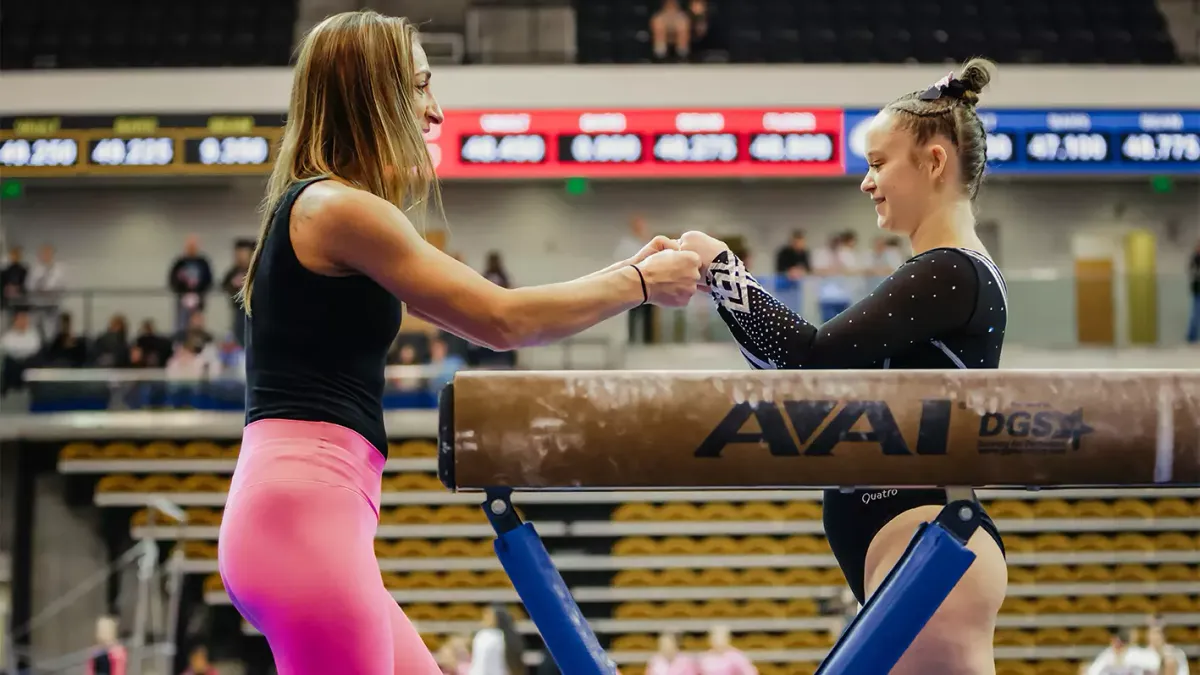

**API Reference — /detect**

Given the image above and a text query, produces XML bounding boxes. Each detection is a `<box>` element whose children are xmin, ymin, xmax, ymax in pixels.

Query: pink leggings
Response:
<box><xmin>218</xmin><ymin>419</ymin><xmax>441</xmax><ymax>675</ymax></box>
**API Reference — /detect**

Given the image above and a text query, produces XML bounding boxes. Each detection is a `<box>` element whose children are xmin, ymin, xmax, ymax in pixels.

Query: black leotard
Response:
<box><xmin>245</xmin><ymin>177</ymin><xmax>403</xmax><ymax>457</ymax></box>
<box><xmin>705</xmin><ymin>245</ymin><xmax>1008</xmax><ymax>602</ymax></box>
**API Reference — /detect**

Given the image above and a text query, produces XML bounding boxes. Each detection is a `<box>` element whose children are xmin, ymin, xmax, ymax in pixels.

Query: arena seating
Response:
<box><xmin>58</xmin><ymin>440</ymin><xmax>1200</xmax><ymax>673</ymax></box>
<box><xmin>573</xmin><ymin>0</ymin><xmax>1181</xmax><ymax>65</ymax></box>
<box><xmin>0</xmin><ymin>0</ymin><xmax>297</xmax><ymax>69</ymax></box>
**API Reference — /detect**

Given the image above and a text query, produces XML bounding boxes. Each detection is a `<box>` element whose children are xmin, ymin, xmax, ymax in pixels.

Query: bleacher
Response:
<box><xmin>56</xmin><ymin>438</ymin><xmax>1200</xmax><ymax>674</ymax></box>
<box><xmin>574</xmin><ymin>0</ymin><xmax>1181</xmax><ymax>65</ymax></box>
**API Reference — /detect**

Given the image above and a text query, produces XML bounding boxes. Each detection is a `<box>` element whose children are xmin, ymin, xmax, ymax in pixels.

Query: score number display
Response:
<box><xmin>845</xmin><ymin>109</ymin><xmax>1200</xmax><ymax>174</ymax></box>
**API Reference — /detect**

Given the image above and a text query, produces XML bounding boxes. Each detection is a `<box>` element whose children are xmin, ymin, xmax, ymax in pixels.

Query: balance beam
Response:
<box><xmin>437</xmin><ymin>370</ymin><xmax>1200</xmax><ymax>490</ymax></box>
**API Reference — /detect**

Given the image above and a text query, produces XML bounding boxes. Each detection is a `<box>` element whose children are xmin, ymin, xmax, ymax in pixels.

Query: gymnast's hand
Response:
<box><xmin>678</xmin><ymin>230</ymin><xmax>730</xmax><ymax>277</ymax></box>
<box><xmin>635</xmin><ymin>249</ymin><xmax>703</xmax><ymax>307</ymax></box>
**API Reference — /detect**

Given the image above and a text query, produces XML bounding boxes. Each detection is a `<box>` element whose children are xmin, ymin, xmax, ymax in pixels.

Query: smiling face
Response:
<box><xmin>859</xmin><ymin>111</ymin><xmax>953</xmax><ymax>236</ymax></box>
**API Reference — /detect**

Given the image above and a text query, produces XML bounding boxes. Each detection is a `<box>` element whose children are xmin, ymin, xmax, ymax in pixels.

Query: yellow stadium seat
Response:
<box><xmin>1165</xmin><ymin>626</ymin><xmax>1195</xmax><ymax>644</ymax></box>
<box><xmin>1157</xmin><ymin>594</ymin><xmax>1195</xmax><ymax>612</ymax></box>
<box><xmin>444</xmin><ymin>604</ymin><xmax>482</xmax><ymax>621</ymax></box>
<box><xmin>1112</xmin><ymin>499</ymin><xmax>1154</xmax><ymax>518</ymax></box>
<box><xmin>181</xmin><ymin>541</ymin><xmax>218</xmax><ymax>559</ymax></box>
<box><xmin>435</xmin><ymin>506</ymin><xmax>484</xmax><ymax>523</ymax></box>
<box><xmin>1073</xmin><ymin>534</ymin><xmax>1112</xmax><ymax>551</ymax></box>
<box><xmin>374</xmin><ymin>540</ymin><xmax>397</xmax><ymax>558</ymax></box>
<box><xmin>405</xmin><ymin>605</ymin><xmax>444</xmax><ymax>620</ymax></box>
<box><xmin>1031</xmin><ymin>499</ymin><xmax>1073</xmax><ymax>518</ymax></box>
<box><xmin>1073</xmin><ymin>596</ymin><xmax>1114</xmax><ymax>614</ymax></box>
<box><xmin>181</xmin><ymin>441</ymin><xmax>222</xmax><ymax>458</ymax></box>
<box><xmin>1075</xmin><ymin>626</ymin><xmax>1112</xmax><ymax>645</ymax></box>
<box><xmin>477</xmin><ymin>571</ymin><xmax>511</xmax><ymax>588</ymax></box>
<box><xmin>102</xmin><ymin>443</ymin><xmax>141</xmax><ymax>458</ymax></box>
<box><xmin>999</xmin><ymin>597</ymin><xmax>1037</xmax><ymax>614</ymax></box>
<box><xmin>1006</xmin><ymin>567</ymin><xmax>1037</xmax><ymax>584</ymax></box>
<box><xmin>693</xmin><ymin>569</ymin><xmax>739</xmax><ymax>586</ymax></box>
<box><xmin>621</xmin><ymin>665</ymin><xmax>645</xmax><ymax>675</ymax></box>
<box><xmin>388</xmin><ymin>507</ymin><xmax>430</xmax><ymax>523</ymax></box>
<box><xmin>994</xmin><ymin>661</ymin><xmax>1033</xmax><ymax>675</ymax></box>
<box><xmin>783</xmin><ymin>536</ymin><xmax>826</xmax><ymax>554</ymax></box>
<box><xmin>1113</xmin><ymin>564</ymin><xmax>1157</xmax><ymax>582</ymax></box>
<box><xmin>696</xmin><ymin>503</ymin><xmax>741</xmax><ymax>521</ymax></box>
<box><xmin>1071</xmin><ymin>500</ymin><xmax>1113</xmax><ymax>518</ymax></box>
<box><xmin>1154</xmin><ymin>533</ymin><xmax>1195</xmax><ymax>550</ymax></box>
<box><xmin>142</xmin><ymin>475</ymin><xmax>181</xmax><ymax>492</ymax></box>
<box><xmin>612</xmin><ymin>504</ymin><xmax>656</xmax><ymax>521</ymax></box>
<box><xmin>737</xmin><ymin>633</ymin><xmax>778</xmax><ymax>650</ymax></box>
<box><xmin>613</xmin><ymin>537</ymin><xmax>657</xmax><ymax>556</ymax></box>
<box><xmin>1152</xmin><ymin>498</ymin><xmax>1192</xmax><ymax>518</ymax></box>
<box><xmin>659</xmin><ymin>570</ymin><xmax>695</xmax><ymax>586</ymax></box>
<box><xmin>661</xmin><ymin>503</ymin><xmax>702</xmax><ymax>521</ymax></box>
<box><xmin>1035</xmin><ymin>627</ymin><xmax>1074</xmax><ymax>646</ymax></box>
<box><xmin>138</xmin><ymin>441</ymin><xmax>176</xmax><ymax>458</ymax></box>
<box><xmin>781</xmin><ymin>631</ymin><xmax>827</xmax><ymax>648</ymax></box>
<box><xmin>387</xmin><ymin>474</ymin><xmax>440</xmax><ymax>491</ymax></box>
<box><xmin>203</xmin><ymin>574</ymin><xmax>224</xmax><ymax>593</ymax></box>
<box><xmin>1033</xmin><ymin>565</ymin><xmax>1076</xmax><ymax>583</ymax></box>
<box><xmin>60</xmin><ymin>442</ymin><xmax>100</xmax><ymax>460</ymax></box>
<box><xmin>97</xmin><ymin>474</ymin><xmax>140</xmax><ymax>492</ymax></box>
<box><xmin>388</xmin><ymin>540</ymin><xmax>431</xmax><ymax>557</ymax></box>
<box><xmin>740</xmin><ymin>502</ymin><xmax>784</xmax><ymax>520</ymax></box>
<box><xmin>742</xmin><ymin>536</ymin><xmax>785</xmax><ymax>555</ymax></box>
<box><xmin>381</xmin><ymin>573</ymin><xmax>404</xmax><ymax>589</ymax></box>
<box><xmin>434</xmin><ymin>540</ymin><xmax>485</xmax><ymax>557</ymax></box>
<box><xmin>221</xmin><ymin>443</ymin><xmax>241</xmax><ymax>458</ymax></box>
<box><xmin>774</xmin><ymin>569</ymin><xmax>816</xmax><ymax>585</ymax></box>
<box><xmin>689</xmin><ymin>600</ymin><xmax>731</xmax><ymax>618</ymax></box>
<box><xmin>1112</xmin><ymin>533</ymin><xmax>1154</xmax><ymax>551</ymax></box>
<box><xmin>659</xmin><ymin>537</ymin><xmax>699</xmax><ymax>555</ymax></box>
<box><xmin>404</xmin><ymin>572</ymin><xmax>443</xmax><ymax>589</ymax></box>
<box><xmin>1002</xmin><ymin>536</ymin><xmax>1035</xmax><ymax>553</ymax></box>
<box><xmin>814</xmin><ymin>568</ymin><xmax>848</xmax><ymax>585</ymax></box>
<box><xmin>782</xmin><ymin>598</ymin><xmax>818</xmax><ymax>616</ymax></box>
<box><xmin>442</xmin><ymin>570</ymin><xmax>486</xmax><ymax>589</ymax></box>
<box><xmin>1032</xmin><ymin>534</ymin><xmax>1072</xmax><ymax>552</ymax></box>
<box><xmin>1074</xmin><ymin>564</ymin><xmax>1115</xmax><ymax>582</ymax></box>
<box><xmin>1032</xmin><ymin>597</ymin><xmax>1076</xmax><ymax>614</ymax></box>
<box><xmin>986</xmin><ymin>501</ymin><xmax>1034</xmax><ymax>519</ymax></box>
<box><xmin>393</xmin><ymin>440</ymin><xmax>437</xmax><ymax>457</ymax></box>
<box><xmin>789</xmin><ymin>663</ymin><xmax>818</xmax><ymax>675</ymax></box>
<box><xmin>610</xmin><ymin>634</ymin><xmax>655</xmax><ymax>651</ymax></box>
<box><xmin>781</xmin><ymin>502</ymin><xmax>822</xmax><ymax>520</ymax></box>
<box><xmin>1113</xmin><ymin>595</ymin><xmax>1156</xmax><ymax>614</ymax></box>
<box><xmin>195</xmin><ymin>508</ymin><xmax>222</xmax><ymax>525</ymax></box>
<box><xmin>679</xmin><ymin>634</ymin><xmax>707</xmax><ymax>651</ymax></box>
<box><xmin>700</xmin><ymin>536</ymin><xmax>740</xmax><ymax>555</ymax></box>
<box><xmin>741</xmin><ymin>600</ymin><xmax>785</xmax><ymax>618</ymax></box>
<box><xmin>612</xmin><ymin>570</ymin><xmax>659</xmax><ymax>587</ymax></box>
<box><xmin>993</xmin><ymin>629</ymin><xmax>1036</xmax><ymax>647</ymax></box>
<box><xmin>1039</xmin><ymin>660</ymin><xmax>1078</xmax><ymax>675</ymax></box>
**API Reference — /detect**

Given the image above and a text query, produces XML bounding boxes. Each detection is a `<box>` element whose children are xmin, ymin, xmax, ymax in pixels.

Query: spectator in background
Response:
<box><xmin>90</xmin><ymin>314</ymin><xmax>132</xmax><ymax>368</ymax></box>
<box><xmin>698</xmin><ymin>625</ymin><xmax>756</xmax><ymax>675</ymax></box>
<box><xmin>180</xmin><ymin>645</ymin><xmax>218</xmax><ymax>675</ymax></box>
<box><xmin>1085</xmin><ymin>627</ymin><xmax>1156</xmax><ymax>675</ymax></box>
<box><xmin>1</xmin><ymin>309</ymin><xmax>42</xmax><ymax>395</ymax></box>
<box><xmin>1</xmin><ymin>245</ymin><xmax>28</xmax><ymax>314</ymax></box>
<box><xmin>84</xmin><ymin>616</ymin><xmax>127</xmax><ymax>675</ymax></box>
<box><xmin>483</xmin><ymin>251</ymin><xmax>511</xmax><ymax>289</ymax></box>
<box><xmin>650</xmin><ymin>0</ymin><xmax>707</xmax><ymax>62</ymax></box>
<box><xmin>174</xmin><ymin>311</ymin><xmax>214</xmax><ymax>355</ymax></box>
<box><xmin>131</xmin><ymin>319</ymin><xmax>173</xmax><ymax>368</ymax></box>
<box><xmin>40</xmin><ymin>312</ymin><xmax>87</xmax><ymax>367</ymax></box>
<box><xmin>1188</xmin><ymin>239</ymin><xmax>1200</xmax><ymax>344</ymax></box>
<box><xmin>647</xmin><ymin>632</ymin><xmax>698</xmax><ymax>675</ymax></box>
<box><xmin>390</xmin><ymin>343</ymin><xmax>424</xmax><ymax>392</ymax></box>
<box><xmin>469</xmin><ymin>605</ymin><xmax>524</xmax><ymax>675</ymax></box>
<box><xmin>812</xmin><ymin>232</ymin><xmax>862</xmax><ymax>323</ymax></box>
<box><xmin>868</xmin><ymin>236</ymin><xmax>907</xmax><ymax>288</ymax></box>
<box><xmin>1146</xmin><ymin>617</ymin><xmax>1189</xmax><ymax>675</ymax></box>
<box><xmin>168</xmin><ymin>234</ymin><xmax>214</xmax><ymax>334</ymax></box>
<box><xmin>27</xmin><ymin>243</ymin><xmax>66</xmax><ymax>336</ymax></box>
<box><xmin>615</xmin><ymin>216</ymin><xmax>655</xmax><ymax>344</ymax></box>
<box><xmin>774</xmin><ymin>230</ymin><xmax>812</xmax><ymax>310</ymax></box>
<box><xmin>216</xmin><ymin>333</ymin><xmax>246</xmax><ymax>377</ymax></box>
<box><xmin>436</xmin><ymin>635</ymin><xmax>471</xmax><ymax>675</ymax></box>
<box><xmin>222</xmin><ymin>239</ymin><xmax>254</xmax><ymax>345</ymax></box>
<box><xmin>428</xmin><ymin>337</ymin><xmax>464</xmax><ymax>395</ymax></box>
<box><xmin>469</xmin><ymin>252</ymin><xmax>519</xmax><ymax>368</ymax></box>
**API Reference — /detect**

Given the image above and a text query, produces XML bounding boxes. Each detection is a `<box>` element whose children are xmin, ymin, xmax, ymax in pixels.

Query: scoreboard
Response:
<box><xmin>0</xmin><ymin>114</ymin><xmax>282</xmax><ymax>177</ymax></box>
<box><xmin>3</xmin><ymin>108</ymin><xmax>1198</xmax><ymax>179</ymax></box>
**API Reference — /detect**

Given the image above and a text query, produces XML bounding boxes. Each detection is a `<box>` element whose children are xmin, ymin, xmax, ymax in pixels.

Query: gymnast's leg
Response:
<box><xmin>863</xmin><ymin>504</ymin><xmax>1008</xmax><ymax>675</ymax></box>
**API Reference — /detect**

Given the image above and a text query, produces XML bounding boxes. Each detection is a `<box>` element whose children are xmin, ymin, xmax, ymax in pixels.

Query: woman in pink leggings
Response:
<box><xmin>216</xmin><ymin>10</ymin><xmax>702</xmax><ymax>675</ymax></box>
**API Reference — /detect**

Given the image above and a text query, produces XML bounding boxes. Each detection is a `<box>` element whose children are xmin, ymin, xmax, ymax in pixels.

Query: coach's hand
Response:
<box><xmin>627</xmin><ymin>235</ymin><xmax>680</xmax><ymax>265</ymax></box>
<box><xmin>636</xmin><ymin>249</ymin><xmax>703</xmax><ymax>307</ymax></box>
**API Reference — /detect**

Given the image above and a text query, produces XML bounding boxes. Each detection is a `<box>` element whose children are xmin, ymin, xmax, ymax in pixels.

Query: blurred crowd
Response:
<box><xmin>1083</xmin><ymin>616</ymin><xmax>1189</xmax><ymax>675</ymax></box>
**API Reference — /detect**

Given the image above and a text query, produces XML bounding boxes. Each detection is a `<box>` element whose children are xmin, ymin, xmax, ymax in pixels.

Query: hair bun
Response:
<box><xmin>957</xmin><ymin>58</ymin><xmax>995</xmax><ymax>106</ymax></box>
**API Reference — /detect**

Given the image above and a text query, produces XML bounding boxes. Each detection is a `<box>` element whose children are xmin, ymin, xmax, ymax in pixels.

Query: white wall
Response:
<box><xmin>3</xmin><ymin>178</ymin><xmax>1198</xmax><ymax>344</ymax></box>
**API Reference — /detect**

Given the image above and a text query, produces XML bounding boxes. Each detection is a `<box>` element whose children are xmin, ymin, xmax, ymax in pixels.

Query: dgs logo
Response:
<box><xmin>978</xmin><ymin>406</ymin><xmax>1093</xmax><ymax>454</ymax></box>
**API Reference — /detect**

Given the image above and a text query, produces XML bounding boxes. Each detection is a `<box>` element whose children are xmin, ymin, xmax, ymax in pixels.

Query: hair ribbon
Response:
<box><xmin>919</xmin><ymin>71</ymin><xmax>968</xmax><ymax>101</ymax></box>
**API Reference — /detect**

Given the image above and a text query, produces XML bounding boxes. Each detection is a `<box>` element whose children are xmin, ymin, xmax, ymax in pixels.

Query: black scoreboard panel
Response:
<box><xmin>0</xmin><ymin>114</ymin><xmax>284</xmax><ymax>177</ymax></box>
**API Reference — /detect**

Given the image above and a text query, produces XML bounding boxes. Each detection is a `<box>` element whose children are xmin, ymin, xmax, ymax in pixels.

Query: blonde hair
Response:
<box><xmin>240</xmin><ymin>11</ymin><xmax>441</xmax><ymax>313</ymax></box>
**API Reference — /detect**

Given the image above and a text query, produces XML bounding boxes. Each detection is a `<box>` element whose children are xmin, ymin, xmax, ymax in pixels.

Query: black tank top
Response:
<box><xmin>244</xmin><ymin>177</ymin><xmax>402</xmax><ymax>456</ymax></box>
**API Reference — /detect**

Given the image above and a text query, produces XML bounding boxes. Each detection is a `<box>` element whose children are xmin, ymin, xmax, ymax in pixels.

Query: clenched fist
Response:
<box><xmin>635</xmin><ymin>249</ymin><xmax>703</xmax><ymax>307</ymax></box>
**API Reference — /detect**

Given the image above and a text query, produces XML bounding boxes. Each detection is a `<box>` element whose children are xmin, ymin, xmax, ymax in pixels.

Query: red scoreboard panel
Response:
<box><xmin>425</xmin><ymin>108</ymin><xmax>845</xmax><ymax>179</ymax></box>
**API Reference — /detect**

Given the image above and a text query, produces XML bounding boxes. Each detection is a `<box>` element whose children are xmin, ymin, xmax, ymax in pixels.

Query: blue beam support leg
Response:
<box><xmin>815</xmin><ymin>498</ymin><xmax>983</xmax><ymax>675</ymax></box>
<box><xmin>482</xmin><ymin>489</ymin><xmax>618</xmax><ymax>675</ymax></box>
